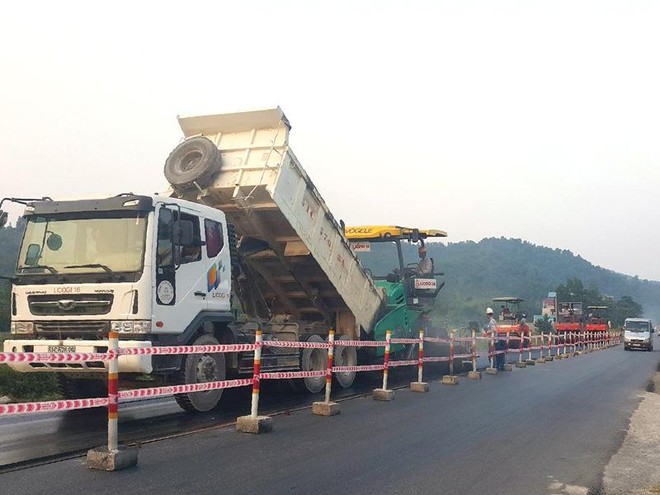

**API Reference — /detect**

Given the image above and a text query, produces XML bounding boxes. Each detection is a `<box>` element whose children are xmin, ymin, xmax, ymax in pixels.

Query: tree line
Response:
<box><xmin>0</xmin><ymin>226</ymin><xmax>651</xmax><ymax>332</ymax></box>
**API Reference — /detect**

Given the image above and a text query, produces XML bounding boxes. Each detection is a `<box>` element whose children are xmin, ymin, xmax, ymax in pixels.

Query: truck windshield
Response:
<box><xmin>625</xmin><ymin>321</ymin><xmax>650</xmax><ymax>332</ymax></box>
<box><xmin>17</xmin><ymin>213</ymin><xmax>148</xmax><ymax>275</ymax></box>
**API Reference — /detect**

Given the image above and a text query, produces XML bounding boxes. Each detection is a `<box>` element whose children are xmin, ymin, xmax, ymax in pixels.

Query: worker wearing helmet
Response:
<box><xmin>415</xmin><ymin>245</ymin><xmax>432</xmax><ymax>276</ymax></box>
<box><xmin>484</xmin><ymin>307</ymin><xmax>505</xmax><ymax>370</ymax></box>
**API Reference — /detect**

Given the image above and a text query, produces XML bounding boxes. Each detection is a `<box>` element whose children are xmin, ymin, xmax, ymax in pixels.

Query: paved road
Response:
<box><xmin>0</xmin><ymin>358</ymin><xmax>464</xmax><ymax>468</ymax></box>
<box><xmin>2</xmin><ymin>344</ymin><xmax>657</xmax><ymax>495</ymax></box>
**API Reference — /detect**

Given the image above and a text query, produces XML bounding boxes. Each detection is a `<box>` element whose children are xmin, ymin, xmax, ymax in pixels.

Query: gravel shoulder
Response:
<box><xmin>603</xmin><ymin>371</ymin><xmax>660</xmax><ymax>495</ymax></box>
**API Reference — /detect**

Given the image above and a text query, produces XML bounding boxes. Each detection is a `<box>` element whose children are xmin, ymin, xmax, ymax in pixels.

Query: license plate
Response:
<box><xmin>47</xmin><ymin>345</ymin><xmax>77</xmax><ymax>353</ymax></box>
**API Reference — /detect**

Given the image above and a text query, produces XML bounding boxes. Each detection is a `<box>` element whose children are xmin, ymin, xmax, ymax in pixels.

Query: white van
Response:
<box><xmin>623</xmin><ymin>318</ymin><xmax>654</xmax><ymax>351</ymax></box>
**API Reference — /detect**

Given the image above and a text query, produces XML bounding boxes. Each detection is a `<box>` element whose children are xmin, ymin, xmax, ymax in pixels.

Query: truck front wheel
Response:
<box><xmin>174</xmin><ymin>334</ymin><xmax>226</xmax><ymax>413</ymax></box>
<box><xmin>57</xmin><ymin>374</ymin><xmax>107</xmax><ymax>399</ymax></box>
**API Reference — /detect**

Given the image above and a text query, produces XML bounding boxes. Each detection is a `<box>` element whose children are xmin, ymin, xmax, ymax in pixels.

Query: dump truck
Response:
<box><xmin>2</xmin><ymin>107</ymin><xmax>450</xmax><ymax>412</ymax></box>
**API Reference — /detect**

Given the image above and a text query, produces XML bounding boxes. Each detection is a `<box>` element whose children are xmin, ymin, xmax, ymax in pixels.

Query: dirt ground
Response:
<box><xmin>603</xmin><ymin>371</ymin><xmax>660</xmax><ymax>495</ymax></box>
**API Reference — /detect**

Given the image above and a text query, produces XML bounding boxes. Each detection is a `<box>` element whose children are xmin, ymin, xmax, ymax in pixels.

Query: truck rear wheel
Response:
<box><xmin>174</xmin><ymin>334</ymin><xmax>226</xmax><ymax>413</ymax></box>
<box><xmin>300</xmin><ymin>335</ymin><xmax>326</xmax><ymax>394</ymax></box>
<box><xmin>164</xmin><ymin>136</ymin><xmax>221</xmax><ymax>190</ymax></box>
<box><xmin>334</xmin><ymin>336</ymin><xmax>357</xmax><ymax>388</ymax></box>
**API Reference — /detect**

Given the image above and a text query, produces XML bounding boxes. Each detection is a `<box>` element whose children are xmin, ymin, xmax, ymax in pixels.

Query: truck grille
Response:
<box><xmin>35</xmin><ymin>320</ymin><xmax>109</xmax><ymax>337</ymax></box>
<box><xmin>28</xmin><ymin>294</ymin><xmax>113</xmax><ymax>316</ymax></box>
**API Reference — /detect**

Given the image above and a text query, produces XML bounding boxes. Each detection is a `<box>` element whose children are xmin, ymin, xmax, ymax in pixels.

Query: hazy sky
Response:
<box><xmin>1</xmin><ymin>1</ymin><xmax>659</xmax><ymax>279</ymax></box>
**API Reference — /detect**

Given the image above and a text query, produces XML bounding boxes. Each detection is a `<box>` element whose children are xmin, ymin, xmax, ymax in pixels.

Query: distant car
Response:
<box><xmin>623</xmin><ymin>318</ymin><xmax>654</xmax><ymax>351</ymax></box>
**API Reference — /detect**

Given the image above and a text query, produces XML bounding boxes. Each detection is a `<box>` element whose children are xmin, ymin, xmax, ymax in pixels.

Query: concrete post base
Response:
<box><xmin>442</xmin><ymin>375</ymin><xmax>458</xmax><ymax>385</ymax></box>
<box><xmin>503</xmin><ymin>364</ymin><xmax>514</xmax><ymax>371</ymax></box>
<box><xmin>545</xmin><ymin>356</ymin><xmax>554</xmax><ymax>362</ymax></box>
<box><xmin>373</xmin><ymin>388</ymin><xmax>395</xmax><ymax>401</ymax></box>
<box><xmin>87</xmin><ymin>446</ymin><xmax>138</xmax><ymax>471</ymax></box>
<box><xmin>236</xmin><ymin>415</ymin><xmax>273</xmax><ymax>434</ymax></box>
<box><xmin>525</xmin><ymin>359</ymin><xmax>536</xmax><ymax>365</ymax></box>
<box><xmin>515</xmin><ymin>361</ymin><xmax>527</xmax><ymax>368</ymax></box>
<box><xmin>312</xmin><ymin>401</ymin><xmax>341</xmax><ymax>416</ymax></box>
<box><xmin>468</xmin><ymin>371</ymin><xmax>481</xmax><ymax>380</ymax></box>
<box><xmin>485</xmin><ymin>367</ymin><xmax>498</xmax><ymax>375</ymax></box>
<box><xmin>536</xmin><ymin>357</ymin><xmax>546</xmax><ymax>363</ymax></box>
<box><xmin>410</xmin><ymin>381</ymin><xmax>429</xmax><ymax>392</ymax></box>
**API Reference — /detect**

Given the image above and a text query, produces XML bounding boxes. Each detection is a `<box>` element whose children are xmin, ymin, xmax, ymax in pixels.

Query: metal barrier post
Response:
<box><xmin>313</xmin><ymin>329</ymin><xmax>341</xmax><ymax>415</ymax></box>
<box><xmin>516</xmin><ymin>331</ymin><xmax>526</xmax><ymax>368</ymax></box>
<box><xmin>251</xmin><ymin>329</ymin><xmax>263</xmax><ymax>418</ymax></box>
<box><xmin>374</xmin><ymin>330</ymin><xmax>395</xmax><ymax>400</ymax></box>
<box><xmin>547</xmin><ymin>332</ymin><xmax>554</xmax><ymax>361</ymax></box>
<box><xmin>86</xmin><ymin>331</ymin><xmax>138</xmax><ymax>471</ymax></box>
<box><xmin>324</xmin><ymin>330</ymin><xmax>335</xmax><ymax>404</ymax></box>
<box><xmin>382</xmin><ymin>330</ymin><xmax>391</xmax><ymax>390</ymax></box>
<box><xmin>108</xmin><ymin>331</ymin><xmax>119</xmax><ymax>451</ymax></box>
<box><xmin>237</xmin><ymin>328</ymin><xmax>273</xmax><ymax>433</ymax></box>
<box><xmin>468</xmin><ymin>329</ymin><xmax>481</xmax><ymax>379</ymax></box>
<box><xmin>411</xmin><ymin>329</ymin><xmax>431</xmax><ymax>390</ymax></box>
<box><xmin>538</xmin><ymin>333</ymin><xmax>545</xmax><ymax>363</ymax></box>
<box><xmin>419</xmin><ymin>330</ymin><xmax>425</xmax><ymax>383</ymax></box>
<box><xmin>486</xmin><ymin>330</ymin><xmax>497</xmax><ymax>374</ymax></box>
<box><xmin>443</xmin><ymin>330</ymin><xmax>459</xmax><ymax>384</ymax></box>
<box><xmin>503</xmin><ymin>332</ymin><xmax>513</xmax><ymax>371</ymax></box>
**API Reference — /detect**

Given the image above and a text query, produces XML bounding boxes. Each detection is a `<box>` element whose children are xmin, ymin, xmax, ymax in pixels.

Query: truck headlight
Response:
<box><xmin>111</xmin><ymin>320</ymin><xmax>152</xmax><ymax>334</ymax></box>
<box><xmin>10</xmin><ymin>321</ymin><xmax>34</xmax><ymax>335</ymax></box>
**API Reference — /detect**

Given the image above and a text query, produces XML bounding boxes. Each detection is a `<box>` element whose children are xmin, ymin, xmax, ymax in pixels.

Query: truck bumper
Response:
<box><xmin>3</xmin><ymin>339</ymin><xmax>153</xmax><ymax>374</ymax></box>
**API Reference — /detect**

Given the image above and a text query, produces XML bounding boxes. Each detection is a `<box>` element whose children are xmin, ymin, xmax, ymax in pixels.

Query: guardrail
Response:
<box><xmin>0</xmin><ymin>328</ymin><xmax>621</xmax><ymax>470</ymax></box>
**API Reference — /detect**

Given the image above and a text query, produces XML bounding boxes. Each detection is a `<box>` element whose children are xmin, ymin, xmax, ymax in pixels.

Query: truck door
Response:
<box><xmin>153</xmin><ymin>206</ymin><xmax>209</xmax><ymax>334</ymax></box>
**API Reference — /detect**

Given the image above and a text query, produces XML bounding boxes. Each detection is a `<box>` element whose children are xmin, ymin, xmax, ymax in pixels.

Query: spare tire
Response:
<box><xmin>164</xmin><ymin>136</ymin><xmax>221</xmax><ymax>189</ymax></box>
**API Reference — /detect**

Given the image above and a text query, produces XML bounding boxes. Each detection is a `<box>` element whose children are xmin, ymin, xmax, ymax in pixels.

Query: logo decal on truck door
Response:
<box><xmin>207</xmin><ymin>260</ymin><xmax>225</xmax><ymax>291</ymax></box>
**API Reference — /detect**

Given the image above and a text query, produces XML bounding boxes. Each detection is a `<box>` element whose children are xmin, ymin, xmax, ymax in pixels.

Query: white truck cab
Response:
<box><xmin>623</xmin><ymin>318</ymin><xmax>654</xmax><ymax>351</ymax></box>
<box><xmin>4</xmin><ymin>194</ymin><xmax>232</xmax><ymax>376</ymax></box>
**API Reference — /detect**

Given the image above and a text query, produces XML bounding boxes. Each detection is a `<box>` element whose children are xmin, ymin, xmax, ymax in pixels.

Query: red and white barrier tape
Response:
<box><xmin>260</xmin><ymin>370</ymin><xmax>326</xmax><ymax>380</ymax></box>
<box><xmin>389</xmin><ymin>338</ymin><xmax>420</xmax><ymax>345</ymax></box>
<box><xmin>0</xmin><ymin>351</ymin><xmax>114</xmax><ymax>363</ymax></box>
<box><xmin>118</xmin><ymin>344</ymin><xmax>257</xmax><ymax>356</ymax></box>
<box><xmin>388</xmin><ymin>359</ymin><xmax>419</xmax><ymax>368</ymax></box>
<box><xmin>261</xmin><ymin>341</ymin><xmax>332</xmax><ymax>349</ymax></box>
<box><xmin>423</xmin><ymin>337</ymin><xmax>450</xmax><ymax>344</ymax></box>
<box><xmin>334</xmin><ymin>340</ymin><xmax>386</xmax><ymax>348</ymax></box>
<box><xmin>332</xmin><ymin>364</ymin><xmax>384</xmax><ymax>373</ymax></box>
<box><xmin>118</xmin><ymin>378</ymin><xmax>253</xmax><ymax>399</ymax></box>
<box><xmin>423</xmin><ymin>356</ymin><xmax>451</xmax><ymax>363</ymax></box>
<box><xmin>0</xmin><ymin>397</ymin><xmax>109</xmax><ymax>416</ymax></box>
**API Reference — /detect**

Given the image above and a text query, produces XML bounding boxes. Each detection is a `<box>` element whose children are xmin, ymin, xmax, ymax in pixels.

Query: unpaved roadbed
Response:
<box><xmin>603</xmin><ymin>373</ymin><xmax>660</xmax><ymax>495</ymax></box>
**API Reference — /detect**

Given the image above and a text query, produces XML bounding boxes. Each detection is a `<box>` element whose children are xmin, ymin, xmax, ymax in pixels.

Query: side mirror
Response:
<box><xmin>411</xmin><ymin>229</ymin><xmax>420</xmax><ymax>243</ymax></box>
<box><xmin>25</xmin><ymin>244</ymin><xmax>41</xmax><ymax>266</ymax></box>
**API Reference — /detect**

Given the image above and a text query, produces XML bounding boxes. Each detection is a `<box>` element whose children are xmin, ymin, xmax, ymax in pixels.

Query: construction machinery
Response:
<box><xmin>2</xmin><ymin>108</ymin><xmax>452</xmax><ymax>412</ymax></box>
<box><xmin>492</xmin><ymin>297</ymin><xmax>530</xmax><ymax>347</ymax></box>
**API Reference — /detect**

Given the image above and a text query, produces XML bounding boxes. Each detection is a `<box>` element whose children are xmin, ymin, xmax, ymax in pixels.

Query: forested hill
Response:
<box><xmin>1</xmin><ymin>224</ymin><xmax>658</xmax><ymax>329</ymax></box>
<box><xmin>424</xmin><ymin>238</ymin><xmax>660</xmax><ymax>325</ymax></box>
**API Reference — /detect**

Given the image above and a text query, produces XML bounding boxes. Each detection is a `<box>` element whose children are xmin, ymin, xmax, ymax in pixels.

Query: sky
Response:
<box><xmin>1</xmin><ymin>0</ymin><xmax>659</xmax><ymax>280</ymax></box>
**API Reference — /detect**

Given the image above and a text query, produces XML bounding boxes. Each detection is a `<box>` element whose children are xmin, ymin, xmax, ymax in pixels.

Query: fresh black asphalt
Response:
<box><xmin>2</xmin><ymin>345</ymin><xmax>658</xmax><ymax>495</ymax></box>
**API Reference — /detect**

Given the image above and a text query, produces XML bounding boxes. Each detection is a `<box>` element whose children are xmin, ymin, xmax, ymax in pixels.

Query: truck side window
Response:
<box><xmin>178</xmin><ymin>213</ymin><xmax>202</xmax><ymax>265</ymax></box>
<box><xmin>205</xmin><ymin>219</ymin><xmax>224</xmax><ymax>258</ymax></box>
<box><xmin>157</xmin><ymin>208</ymin><xmax>174</xmax><ymax>268</ymax></box>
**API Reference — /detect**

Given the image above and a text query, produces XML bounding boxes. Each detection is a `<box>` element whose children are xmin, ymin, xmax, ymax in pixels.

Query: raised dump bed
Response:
<box><xmin>169</xmin><ymin>107</ymin><xmax>383</xmax><ymax>337</ymax></box>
